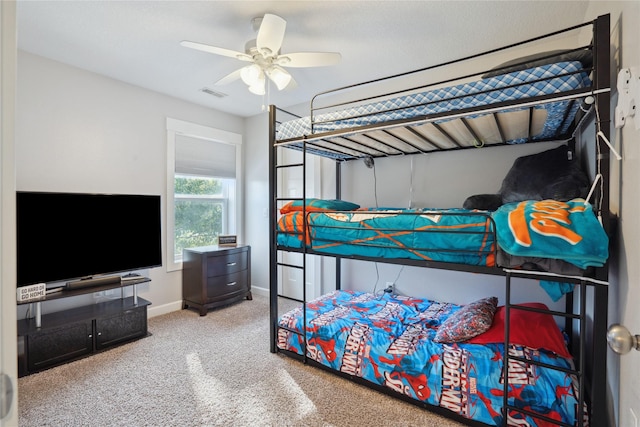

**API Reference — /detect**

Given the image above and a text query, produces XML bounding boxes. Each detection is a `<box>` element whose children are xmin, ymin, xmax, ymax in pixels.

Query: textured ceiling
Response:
<box><xmin>16</xmin><ymin>1</ymin><xmax>592</xmax><ymax>117</ymax></box>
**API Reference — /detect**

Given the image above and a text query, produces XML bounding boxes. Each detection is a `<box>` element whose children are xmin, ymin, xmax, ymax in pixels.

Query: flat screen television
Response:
<box><xmin>16</xmin><ymin>191</ymin><xmax>162</xmax><ymax>287</ymax></box>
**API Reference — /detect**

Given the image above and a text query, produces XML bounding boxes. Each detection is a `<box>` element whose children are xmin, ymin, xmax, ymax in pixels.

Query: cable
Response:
<box><xmin>363</xmin><ymin>157</ymin><xmax>378</xmax><ymax>208</ymax></box>
<box><xmin>597</xmin><ymin>131</ymin><xmax>622</xmax><ymax>160</ymax></box>
<box><xmin>409</xmin><ymin>156</ymin><xmax>414</xmax><ymax>209</ymax></box>
<box><xmin>372</xmin><ymin>263</ymin><xmax>381</xmax><ymax>294</ymax></box>
<box><xmin>393</xmin><ymin>265</ymin><xmax>405</xmax><ymax>284</ymax></box>
<box><xmin>372</xmin><ymin>161</ymin><xmax>379</xmax><ymax>208</ymax></box>
<box><xmin>584</xmin><ymin>173</ymin><xmax>602</xmax><ymax>206</ymax></box>
<box><xmin>593</xmin><ymin>101</ymin><xmax>605</xmax><ymax>222</ymax></box>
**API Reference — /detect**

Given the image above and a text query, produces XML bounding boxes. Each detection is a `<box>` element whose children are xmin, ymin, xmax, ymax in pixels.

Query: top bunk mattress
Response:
<box><xmin>276</xmin><ymin>61</ymin><xmax>591</xmax><ymax>160</ymax></box>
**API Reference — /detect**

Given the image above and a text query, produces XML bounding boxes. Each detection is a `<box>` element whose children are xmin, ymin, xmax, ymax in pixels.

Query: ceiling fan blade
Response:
<box><xmin>214</xmin><ymin>68</ymin><xmax>244</xmax><ymax>86</ymax></box>
<box><xmin>180</xmin><ymin>40</ymin><xmax>252</xmax><ymax>61</ymax></box>
<box><xmin>277</xmin><ymin>52</ymin><xmax>342</xmax><ymax>68</ymax></box>
<box><xmin>256</xmin><ymin>14</ymin><xmax>286</xmax><ymax>56</ymax></box>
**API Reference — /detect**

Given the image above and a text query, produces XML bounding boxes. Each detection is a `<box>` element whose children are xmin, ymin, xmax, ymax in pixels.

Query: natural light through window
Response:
<box><xmin>173</xmin><ymin>175</ymin><xmax>234</xmax><ymax>263</ymax></box>
<box><xmin>166</xmin><ymin>118</ymin><xmax>242</xmax><ymax>272</ymax></box>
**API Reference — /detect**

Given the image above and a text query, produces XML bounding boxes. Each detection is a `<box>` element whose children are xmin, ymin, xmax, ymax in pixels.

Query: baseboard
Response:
<box><xmin>148</xmin><ymin>300</ymin><xmax>183</xmax><ymax>318</ymax></box>
<box><xmin>147</xmin><ymin>287</ymin><xmax>267</xmax><ymax>319</ymax></box>
<box><xmin>251</xmin><ymin>286</ymin><xmax>268</xmax><ymax>297</ymax></box>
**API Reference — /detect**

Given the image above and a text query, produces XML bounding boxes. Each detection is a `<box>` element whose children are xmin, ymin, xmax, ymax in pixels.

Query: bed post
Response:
<box><xmin>335</xmin><ymin>161</ymin><xmax>342</xmax><ymax>290</ymax></box>
<box><xmin>590</xmin><ymin>13</ymin><xmax>610</xmax><ymax>427</ymax></box>
<box><xmin>591</xmin><ymin>284</ymin><xmax>609</xmax><ymax>426</ymax></box>
<box><xmin>594</xmin><ymin>13</ymin><xmax>611</xmax><ymax>252</ymax></box>
<box><xmin>269</xmin><ymin>105</ymin><xmax>278</xmax><ymax>353</ymax></box>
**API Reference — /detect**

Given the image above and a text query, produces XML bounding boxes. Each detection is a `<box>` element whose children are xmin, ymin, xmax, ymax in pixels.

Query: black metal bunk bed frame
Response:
<box><xmin>269</xmin><ymin>14</ymin><xmax>611</xmax><ymax>427</ymax></box>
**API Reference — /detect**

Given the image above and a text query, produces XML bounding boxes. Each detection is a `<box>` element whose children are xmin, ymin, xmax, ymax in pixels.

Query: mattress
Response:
<box><xmin>276</xmin><ymin>61</ymin><xmax>591</xmax><ymax>160</ymax></box>
<box><xmin>277</xmin><ymin>208</ymin><xmax>496</xmax><ymax>267</ymax></box>
<box><xmin>277</xmin><ymin>200</ymin><xmax>608</xmax><ymax>271</ymax></box>
<box><xmin>277</xmin><ymin>290</ymin><xmax>586</xmax><ymax>426</ymax></box>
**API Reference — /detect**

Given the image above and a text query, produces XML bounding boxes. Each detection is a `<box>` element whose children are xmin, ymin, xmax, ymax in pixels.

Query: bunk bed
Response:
<box><xmin>269</xmin><ymin>14</ymin><xmax>611</xmax><ymax>427</ymax></box>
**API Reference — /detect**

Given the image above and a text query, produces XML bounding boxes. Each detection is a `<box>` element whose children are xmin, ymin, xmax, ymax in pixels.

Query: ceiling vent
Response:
<box><xmin>200</xmin><ymin>87</ymin><xmax>228</xmax><ymax>98</ymax></box>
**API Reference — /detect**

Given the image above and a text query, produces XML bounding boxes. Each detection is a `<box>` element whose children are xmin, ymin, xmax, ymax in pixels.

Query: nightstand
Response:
<box><xmin>182</xmin><ymin>245</ymin><xmax>252</xmax><ymax>316</ymax></box>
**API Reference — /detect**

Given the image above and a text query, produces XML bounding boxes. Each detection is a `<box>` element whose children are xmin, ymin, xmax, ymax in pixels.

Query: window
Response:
<box><xmin>166</xmin><ymin>118</ymin><xmax>242</xmax><ymax>271</ymax></box>
<box><xmin>173</xmin><ymin>175</ymin><xmax>234</xmax><ymax>263</ymax></box>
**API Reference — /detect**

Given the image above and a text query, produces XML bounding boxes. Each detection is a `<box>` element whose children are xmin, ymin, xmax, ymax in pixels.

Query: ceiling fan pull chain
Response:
<box><xmin>262</xmin><ymin>79</ymin><xmax>271</xmax><ymax>111</ymax></box>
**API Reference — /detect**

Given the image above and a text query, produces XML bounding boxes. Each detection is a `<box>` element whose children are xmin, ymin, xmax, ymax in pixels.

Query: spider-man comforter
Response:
<box><xmin>277</xmin><ymin>290</ymin><xmax>586</xmax><ymax>427</ymax></box>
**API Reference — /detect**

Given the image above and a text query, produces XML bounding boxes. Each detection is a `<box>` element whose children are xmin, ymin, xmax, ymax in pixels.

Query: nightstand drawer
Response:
<box><xmin>206</xmin><ymin>251</ymin><xmax>248</xmax><ymax>277</ymax></box>
<box><xmin>206</xmin><ymin>270</ymin><xmax>248</xmax><ymax>299</ymax></box>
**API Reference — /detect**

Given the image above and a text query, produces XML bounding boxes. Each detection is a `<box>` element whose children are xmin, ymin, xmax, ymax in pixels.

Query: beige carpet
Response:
<box><xmin>18</xmin><ymin>293</ymin><xmax>465</xmax><ymax>427</ymax></box>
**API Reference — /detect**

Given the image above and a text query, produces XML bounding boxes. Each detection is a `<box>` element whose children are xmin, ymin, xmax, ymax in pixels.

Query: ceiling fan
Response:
<box><xmin>181</xmin><ymin>13</ymin><xmax>342</xmax><ymax>95</ymax></box>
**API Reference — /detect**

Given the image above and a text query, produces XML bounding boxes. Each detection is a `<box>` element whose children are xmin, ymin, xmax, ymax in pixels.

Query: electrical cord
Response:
<box><xmin>363</xmin><ymin>156</ymin><xmax>379</xmax><ymax>208</ymax></box>
<box><xmin>409</xmin><ymin>156</ymin><xmax>414</xmax><ymax>208</ymax></box>
<box><xmin>372</xmin><ymin>263</ymin><xmax>381</xmax><ymax>294</ymax></box>
<box><xmin>593</xmin><ymin>101</ymin><xmax>605</xmax><ymax>222</ymax></box>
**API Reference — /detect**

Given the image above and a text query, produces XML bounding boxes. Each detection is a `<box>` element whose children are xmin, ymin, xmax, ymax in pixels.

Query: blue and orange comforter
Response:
<box><xmin>276</xmin><ymin>200</ymin><xmax>608</xmax><ymax>270</ymax></box>
<box><xmin>277</xmin><ymin>208</ymin><xmax>496</xmax><ymax>266</ymax></box>
<box><xmin>277</xmin><ymin>290</ymin><xmax>586</xmax><ymax>426</ymax></box>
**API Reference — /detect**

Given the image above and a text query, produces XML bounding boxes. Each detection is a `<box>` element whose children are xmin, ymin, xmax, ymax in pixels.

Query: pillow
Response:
<box><xmin>482</xmin><ymin>49</ymin><xmax>593</xmax><ymax>78</ymax></box>
<box><xmin>467</xmin><ymin>302</ymin><xmax>571</xmax><ymax>358</ymax></box>
<box><xmin>280</xmin><ymin>198</ymin><xmax>360</xmax><ymax>214</ymax></box>
<box><xmin>433</xmin><ymin>297</ymin><xmax>498</xmax><ymax>343</ymax></box>
<box><xmin>499</xmin><ymin>145</ymin><xmax>589</xmax><ymax>204</ymax></box>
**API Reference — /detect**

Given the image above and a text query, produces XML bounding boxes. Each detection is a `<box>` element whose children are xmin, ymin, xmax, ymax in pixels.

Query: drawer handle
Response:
<box><xmin>227</xmin><ymin>262</ymin><xmax>237</xmax><ymax>266</ymax></box>
<box><xmin>227</xmin><ymin>281</ymin><xmax>237</xmax><ymax>286</ymax></box>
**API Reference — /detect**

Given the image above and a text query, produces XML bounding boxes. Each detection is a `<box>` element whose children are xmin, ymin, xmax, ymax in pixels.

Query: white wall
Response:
<box><xmin>243</xmin><ymin>112</ymin><xmax>270</xmax><ymax>292</ymax></box>
<box><xmin>15</xmin><ymin>51</ymin><xmax>244</xmax><ymax>317</ymax></box>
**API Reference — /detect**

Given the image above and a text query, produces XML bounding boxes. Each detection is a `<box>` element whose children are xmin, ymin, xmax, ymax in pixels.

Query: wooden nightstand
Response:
<box><xmin>182</xmin><ymin>245</ymin><xmax>252</xmax><ymax>315</ymax></box>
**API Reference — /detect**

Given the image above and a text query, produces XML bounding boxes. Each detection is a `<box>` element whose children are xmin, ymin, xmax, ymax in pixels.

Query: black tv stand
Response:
<box><xmin>66</xmin><ymin>274</ymin><xmax>122</xmax><ymax>290</ymax></box>
<box><xmin>17</xmin><ymin>276</ymin><xmax>152</xmax><ymax>376</ymax></box>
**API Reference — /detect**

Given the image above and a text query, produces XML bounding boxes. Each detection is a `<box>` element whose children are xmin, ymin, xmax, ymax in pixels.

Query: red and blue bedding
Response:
<box><xmin>277</xmin><ymin>290</ymin><xmax>586</xmax><ymax>426</ymax></box>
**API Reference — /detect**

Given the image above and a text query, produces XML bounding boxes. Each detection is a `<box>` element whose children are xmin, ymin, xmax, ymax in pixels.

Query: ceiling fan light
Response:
<box><xmin>240</xmin><ymin>64</ymin><xmax>262</xmax><ymax>86</ymax></box>
<box><xmin>248</xmin><ymin>82</ymin><xmax>266</xmax><ymax>95</ymax></box>
<box><xmin>248</xmin><ymin>72</ymin><xmax>266</xmax><ymax>95</ymax></box>
<box><xmin>266</xmin><ymin>66</ymin><xmax>292</xmax><ymax>90</ymax></box>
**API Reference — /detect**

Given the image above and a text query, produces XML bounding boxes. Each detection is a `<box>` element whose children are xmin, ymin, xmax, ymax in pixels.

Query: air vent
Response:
<box><xmin>200</xmin><ymin>87</ymin><xmax>228</xmax><ymax>98</ymax></box>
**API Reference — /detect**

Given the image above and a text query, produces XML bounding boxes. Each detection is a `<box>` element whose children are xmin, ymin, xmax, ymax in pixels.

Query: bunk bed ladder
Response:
<box><xmin>503</xmin><ymin>272</ymin><xmax>588</xmax><ymax>427</ymax></box>
<box><xmin>269</xmin><ymin>107</ymin><xmax>311</xmax><ymax>361</ymax></box>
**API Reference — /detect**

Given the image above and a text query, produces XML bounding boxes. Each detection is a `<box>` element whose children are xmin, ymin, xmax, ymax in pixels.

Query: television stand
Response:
<box><xmin>66</xmin><ymin>274</ymin><xmax>122</xmax><ymax>290</ymax></box>
<box><xmin>24</xmin><ymin>276</ymin><xmax>149</xmax><ymax>328</ymax></box>
<box><xmin>17</xmin><ymin>276</ymin><xmax>151</xmax><ymax>376</ymax></box>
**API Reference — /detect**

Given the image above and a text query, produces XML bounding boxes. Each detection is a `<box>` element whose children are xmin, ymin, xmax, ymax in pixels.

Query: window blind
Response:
<box><xmin>175</xmin><ymin>134</ymin><xmax>236</xmax><ymax>178</ymax></box>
